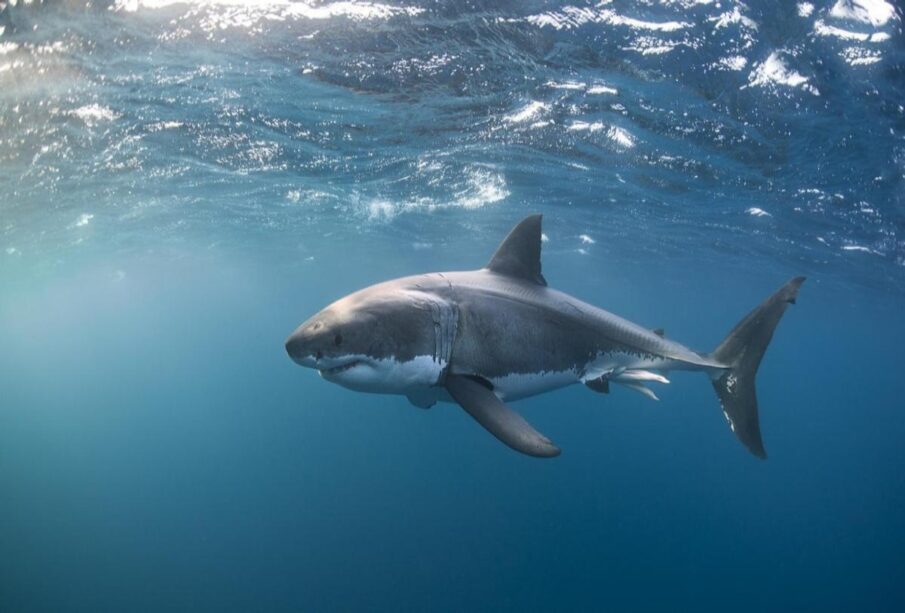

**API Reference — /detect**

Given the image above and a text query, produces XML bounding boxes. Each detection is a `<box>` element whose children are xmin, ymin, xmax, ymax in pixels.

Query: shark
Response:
<box><xmin>285</xmin><ymin>215</ymin><xmax>804</xmax><ymax>459</ymax></box>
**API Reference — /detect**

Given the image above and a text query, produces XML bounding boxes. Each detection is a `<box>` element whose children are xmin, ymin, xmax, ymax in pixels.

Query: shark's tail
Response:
<box><xmin>708</xmin><ymin>277</ymin><xmax>805</xmax><ymax>458</ymax></box>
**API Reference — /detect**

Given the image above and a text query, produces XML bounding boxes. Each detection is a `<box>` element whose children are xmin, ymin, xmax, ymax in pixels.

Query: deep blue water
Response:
<box><xmin>2</xmin><ymin>1</ymin><xmax>905</xmax><ymax>611</ymax></box>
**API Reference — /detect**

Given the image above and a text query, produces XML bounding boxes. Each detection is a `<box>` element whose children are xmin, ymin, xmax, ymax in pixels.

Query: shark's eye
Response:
<box><xmin>334</xmin><ymin>333</ymin><xmax>343</xmax><ymax>346</ymax></box>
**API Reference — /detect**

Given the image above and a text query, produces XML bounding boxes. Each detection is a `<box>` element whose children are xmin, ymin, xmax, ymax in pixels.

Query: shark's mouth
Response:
<box><xmin>319</xmin><ymin>359</ymin><xmax>364</xmax><ymax>376</ymax></box>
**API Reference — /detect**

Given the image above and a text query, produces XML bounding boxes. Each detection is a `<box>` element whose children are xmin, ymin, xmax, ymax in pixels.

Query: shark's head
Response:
<box><xmin>285</xmin><ymin>283</ymin><xmax>446</xmax><ymax>393</ymax></box>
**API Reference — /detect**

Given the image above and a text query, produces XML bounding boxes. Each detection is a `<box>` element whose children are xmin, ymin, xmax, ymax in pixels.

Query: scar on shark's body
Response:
<box><xmin>286</xmin><ymin>215</ymin><xmax>804</xmax><ymax>459</ymax></box>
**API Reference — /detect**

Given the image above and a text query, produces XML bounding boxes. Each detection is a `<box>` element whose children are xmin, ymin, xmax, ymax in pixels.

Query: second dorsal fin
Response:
<box><xmin>485</xmin><ymin>214</ymin><xmax>547</xmax><ymax>286</ymax></box>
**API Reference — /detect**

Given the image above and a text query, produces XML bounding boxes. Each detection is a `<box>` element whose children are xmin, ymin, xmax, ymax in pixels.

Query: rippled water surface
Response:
<box><xmin>2</xmin><ymin>0</ymin><xmax>904</xmax><ymax>280</ymax></box>
<box><xmin>2</xmin><ymin>1</ymin><xmax>904</xmax><ymax>611</ymax></box>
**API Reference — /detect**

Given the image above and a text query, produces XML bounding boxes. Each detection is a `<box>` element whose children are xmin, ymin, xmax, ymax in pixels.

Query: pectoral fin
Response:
<box><xmin>445</xmin><ymin>374</ymin><xmax>561</xmax><ymax>458</ymax></box>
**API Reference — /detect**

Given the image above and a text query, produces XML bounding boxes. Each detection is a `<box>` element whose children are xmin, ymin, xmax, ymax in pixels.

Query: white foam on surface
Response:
<box><xmin>526</xmin><ymin>6</ymin><xmax>689</xmax><ymax>32</ymax></box>
<box><xmin>367</xmin><ymin>199</ymin><xmax>397</xmax><ymax>220</ymax></box>
<box><xmin>814</xmin><ymin>20</ymin><xmax>870</xmax><ymax>41</ymax></box>
<box><xmin>587</xmin><ymin>84</ymin><xmax>618</xmax><ymax>95</ymax></box>
<box><xmin>709</xmin><ymin>6</ymin><xmax>759</xmax><ymax>30</ymax></box>
<box><xmin>115</xmin><ymin>0</ymin><xmax>424</xmax><ymax>19</ymax></box>
<box><xmin>525</xmin><ymin>6</ymin><xmax>596</xmax><ymax>30</ymax></box>
<box><xmin>797</xmin><ymin>2</ymin><xmax>815</xmax><ymax>17</ymax></box>
<box><xmin>746</xmin><ymin>52</ymin><xmax>819</xmax><ymax>96</ymax></box>
<box><xmin>545</xmin><ymin>80</ymin><xmax>586</xmax><ymax>90</ymax></box>
<box><xmin>597</xmin><ymin>9</ymin><xmax>690</xmax><ymax>32</ymax></box>
<box><xmin>746</xmin><ymin>207</ymin><xmax>771</xmax><ymax>217</ymax></box>
<box><xmin>456</xmin><ymin>169</ymin><xmax>509</xmax><ymax>209</ymax></box>
<box><xmin>148</xmin><ymin>120</ymin><xmax>184</xmax><ymax>131</ymax></box>
<box><xmin>33</xmin><ymin>42</ymin><xmax>68</xmax><ymax>55</ymax></box>
<box><xmin>504</xmin><ymin>101</ymin><xmax>549</xmax><ymax>123</ymax></box>
<box><xmin>606</xmin><ymin>126</ymin><xmax>636</xmax><ymax>148</ymax></box>
<box><xmin>842</xmin><ymin>244</ymin><xmax>882</xmax><ymax>255</ymax></box>
<box><xmin>364</xmin><ymin>167</ymin><xmax>508</xmax><ymax>219</ymax></box>
<box><xmin>829</xmin><ymin>0</ymin><xmax>898</xmax><ymax>27</ymax></box>
<box><xmin>567</xmin><ymin>121</ymin><xmax>634</xmax><ymax>147</ymax></box>
<box><xmin>718</xmin><ymin>55</ymin><xmax>748</xmax><ymax>71</ymax></box>
<box><xmin>70</xmin><ymin>104</ymin><xmax>120</xmax><ymax>125</ymax></box>
<box><xmin>567</xmin><ymin>121</ymin><xmax>604</xmax><ymax>132</ymax></box>
<box><xmin>841</xmin><ymin>47</ymin><xmax>882</xmax><ymax>65</ymax></box>
<box><xmin>624</xmin><ymin>40</ymin><xmax>678</xmax><ymax>55</ymax></box>
<box><xmin>114</xmin><ymin>0</ymin><xmax>424</xmax><ymax>35</ymax></box>
<box><xmin>579</xmin><ymin>234</ymin><xmax>595</xmax><ymax>244</ymax></box>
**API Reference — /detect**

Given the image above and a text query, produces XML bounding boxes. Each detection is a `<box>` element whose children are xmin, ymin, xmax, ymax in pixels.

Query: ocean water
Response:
<box><xmin>1</xmin><ymin>0</ymin><xmax>904</xmax><ymax>610</ymax></box>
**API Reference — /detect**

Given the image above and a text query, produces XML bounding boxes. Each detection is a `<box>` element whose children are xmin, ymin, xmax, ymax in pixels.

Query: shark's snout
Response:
<box><xmin>285</xmin><ymin>331</ymin><xmax>318</xmax><ymax>367</ymax></box>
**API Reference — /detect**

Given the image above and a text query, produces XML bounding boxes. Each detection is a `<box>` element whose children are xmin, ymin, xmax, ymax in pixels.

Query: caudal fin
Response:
<box><xmin>709</xmin><ymin>277</ymin><xmax>805</xmax><ymax>459</ymax></box>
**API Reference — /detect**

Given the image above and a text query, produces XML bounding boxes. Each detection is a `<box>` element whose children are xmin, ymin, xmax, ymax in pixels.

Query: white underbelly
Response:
<box><xmin>489</xmin><ymin>369</ymin><xmax>578</xmax><ymax>402</ymax></box>
<box><xmin>402</xmin><ymin>369</ymin><xmax>578</xmax><ymax>408</ymax></box>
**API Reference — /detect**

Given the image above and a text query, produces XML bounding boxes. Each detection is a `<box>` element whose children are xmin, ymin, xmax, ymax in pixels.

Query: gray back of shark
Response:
<box><xmin>286</xmin><ymin>215</ymin><xmax>804</xmax><ymax>459</ymax></box>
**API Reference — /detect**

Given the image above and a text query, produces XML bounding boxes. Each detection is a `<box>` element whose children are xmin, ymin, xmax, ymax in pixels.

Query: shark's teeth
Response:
<box><xmin>320</xmin><ymin>359</ymin><xmax>363</xmax><ymax>375</ymax></box>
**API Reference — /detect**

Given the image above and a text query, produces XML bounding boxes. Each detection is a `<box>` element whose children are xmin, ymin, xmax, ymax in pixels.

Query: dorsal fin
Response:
<box><xmin>485</xmin><ymin>214</ymin><xmax>547</xmax><ymax>286</ymax></box>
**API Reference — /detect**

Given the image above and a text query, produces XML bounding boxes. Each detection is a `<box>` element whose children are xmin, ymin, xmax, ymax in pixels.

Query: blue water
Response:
<box><xmin>2</xmin><ymin>1</ymin><xmax>904</xmax><ymax>611</ymax></box>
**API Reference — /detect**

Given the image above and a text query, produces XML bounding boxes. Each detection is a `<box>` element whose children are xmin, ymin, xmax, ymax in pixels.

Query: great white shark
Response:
<box><xmin>285</xmin><ymin>215</ymin><xmax>804</xmax><ymax>458</ymax></box>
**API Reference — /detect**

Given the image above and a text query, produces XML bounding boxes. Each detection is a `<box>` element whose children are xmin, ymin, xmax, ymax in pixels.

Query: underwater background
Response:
<box><xmin>1</xmin><ymin>0</ymin><xmax>904</xmax><ymax>610</ymax></box>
